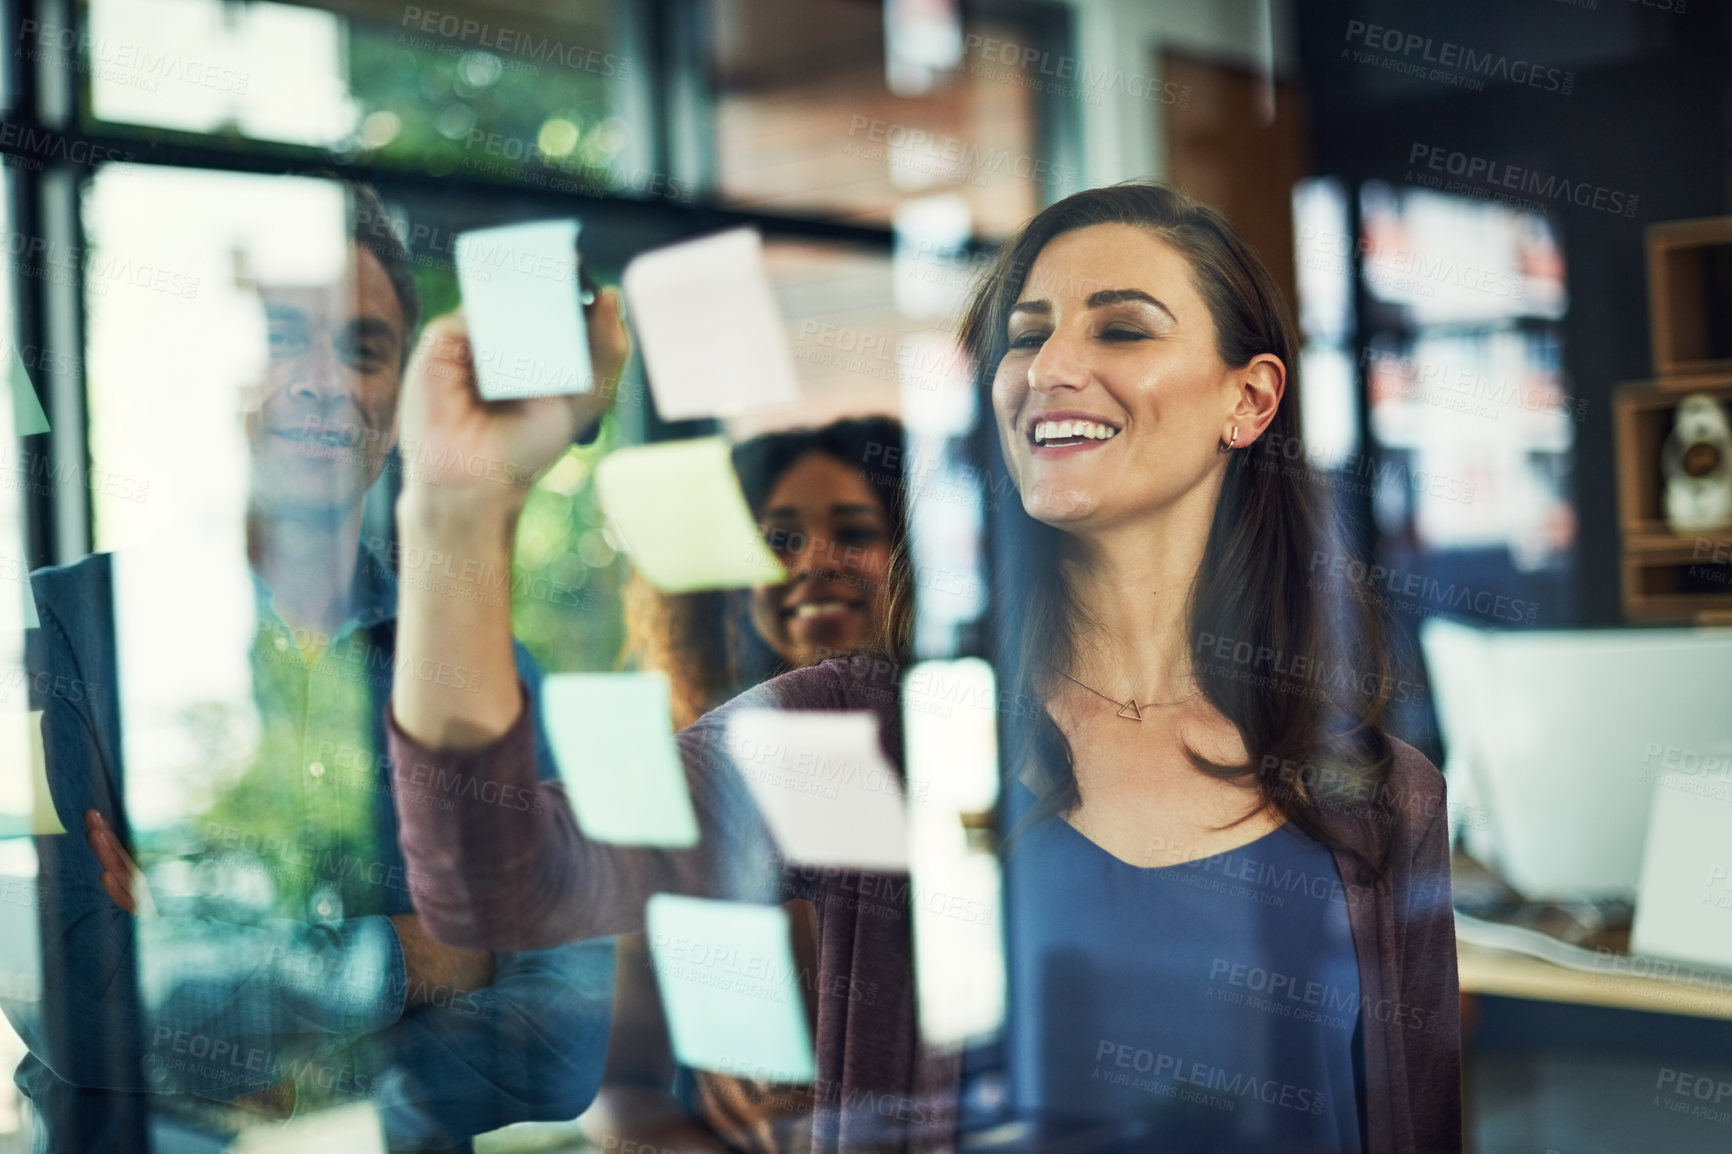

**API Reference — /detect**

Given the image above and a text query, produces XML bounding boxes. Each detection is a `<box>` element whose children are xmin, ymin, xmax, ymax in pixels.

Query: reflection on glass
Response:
<box><xmin>87</xmin><ymin>0</ymin><xmax>355</xmax><ymax>144</ymax></box>
<box><xmin>904</xmin><ymin>657</ymin><xmax>1003</xmax><ymax>1049</ymax></box>
<box><xmin>84</xmin><ymin>0</ymin><xmax>630</xmax><ymax>193</ymax></box>
<box><xmin>1359</xmin><ymin>182</ymin><xmax>1567</xmax><ymax>327</ymax></box>
<box><xmin>41</xmin><ymin>167</ymin><xmax>618</xmax><ymax>1150</ymax></box>
<box><xmin>712</xmin><ymin>0</ymin><xmax>1049</xmax><ymax>234</ymax></box>
<box><xmin>1292</xmin><ymin>177</ymin><xmax>1354</xmax><ymax>344</ymax></box>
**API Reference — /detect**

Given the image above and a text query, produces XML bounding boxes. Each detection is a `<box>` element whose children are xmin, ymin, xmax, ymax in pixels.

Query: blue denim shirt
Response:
<box><xmin>6</xmin><ymin>550</ymin><xmax>613</xmax><ymax>1152</ymax></box>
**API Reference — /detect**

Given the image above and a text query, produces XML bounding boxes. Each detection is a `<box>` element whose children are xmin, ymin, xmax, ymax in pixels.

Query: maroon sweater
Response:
<box><xmin>387</xmin><ymin>656</ymin><xmax>1463</xmax><ymax>1153</ymax></box>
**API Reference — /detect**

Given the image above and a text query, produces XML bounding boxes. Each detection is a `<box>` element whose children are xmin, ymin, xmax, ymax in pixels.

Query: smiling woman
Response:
<box><xmin>600</xmin><ymin>415</ymin><xmax>905</xmax><ymax>1154</ymax></box>
<box><xmin>961</xmin><ymin>182</ymin><xmax>1460</xmax><ymax>1151</ymax></box>
<box><xmin>623</xmin><ymin>415</ymin><xmax>906</xmax><ymax>730</ymax></box>
<box><xmin>381</xmin><ymin>181</ymin><xmax>1460</xmax><ymax>1154</ymax></box>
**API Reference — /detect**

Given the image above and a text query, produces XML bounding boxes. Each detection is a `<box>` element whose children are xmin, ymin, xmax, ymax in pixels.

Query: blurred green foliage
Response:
<box><xmin>348</xmin><ymin>16</ymin><xmax>625</xmax><ymax>188</ymax></box>
<box><xmin>344</xmin><ymin>11</ymin><xmax>632</xmax><ymax>673</ymax></box>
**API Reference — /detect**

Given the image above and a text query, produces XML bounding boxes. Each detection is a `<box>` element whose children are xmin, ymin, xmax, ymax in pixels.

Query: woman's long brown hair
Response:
<box><xmin>960</xmin><ymin>182</ymin><xmax>1397</xmax><ymax>870</ymax></box>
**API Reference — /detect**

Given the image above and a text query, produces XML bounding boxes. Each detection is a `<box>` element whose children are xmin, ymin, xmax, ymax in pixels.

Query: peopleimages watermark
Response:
<box><xmin>1309</xmin><ymin>549</ymin><xmax>1540</xmax><ymax>625</ymax></box>
<box><xmin>18</xmin><ymin>20</ymin><xmax>250</xmax><ymax>96</ymax></box>
<box><xmin>1261</xmin><ymin>754</ymin><xmax>1492</xmax><ymax>834</ymax></box>
<box><xmin>651</xmin><ymin>927</ymin><xmax>878</xmax><ymax>1007</ymax></box>
<box><xmin>1093</xmin><ymin>1039</ymin><xmax>1328</xmax><ymax>1115</ymax></box>
<box><xmin>725</xmin><ymin>728</ymin><xmax>927</xmax><ymax>804</ymax></box>
<box><xmin>0</xmin><ymin>229</ymin><xmax>199</xmax><ymax>299</ymax></box>
<box><xmin>1636</xmin><ymin>742</ymin><xmax>1732</xmax><ymax>785</ymax></box>
<box><xmin>460</xmin><ymin>129</ymin><xmax>693</xmax><ymax>202</ymax></box>
<box><xmin>845</xmin><ymin>117</ymin><xmax>1079</xmax><ymax>191</ymax></box>
<box><xmin>1406</xmin><ymin>142</ymin><xmax>1638</xmax><ymax>218</ymax></box>
<box><xmin>860</xmin><ymin>439</ymin><xmax>1090</xmax><ymax>518</ymax></box>
<box><xmin>1300</xmin><ymin>224</ymin><xmax>1525</xmax><ymax>303</ymax></box>
<box><xmin>146</xmin><ymin>1028</ymin><xmax>373</xmax><ymax>1095</ymax></box>
<box><xmin>962</xmin><ymin>33</ymin><xmax>1190</xmax><ymax>108</ymax></box>
<box><xmin>1342</xmin><ymin>20</ymin><xmax>1574</xmax><ymax>95</ymax></box>
<box><xmin>1653</xmin><ymin>1067</ymin><xmax>1732</xmax><ymax>1127</ymax></box>
<box><xmin>0</xmin><ymin>122</ymin><xmax>132</xmax><ymax>168</ymax></box>
<box><xmin>1258</xmin><ymin>431</ymin><xmax>1477</xmax><ymax>505</ymax></box>
<box><xmin>793</xmin><ymin>321</ymin><xmax>962</xmax><ymax>394</ymax></box>
<box><xmin>1363</xmin><ymin>347</ymin><xmax>1590</xmax><ymax>424</ymax></box>
<box><xmin>1206</xmin><ymin>957</ymin><xmax>1442</xmax><ymax>1035</ymax></box>
<box><xmin>0</xmin><ymin>442</ymin><xmax>152</xmax><ymax>504</ymax></box>
<box><xmin>1194</xmin><ymin>630</ymin><xmax>1429</xmax><ymax>711</ymax></box>
<box><xmin>399</xmin><ymin>6</ymin><xmax>629</xmax><ymax>79</ymax></box>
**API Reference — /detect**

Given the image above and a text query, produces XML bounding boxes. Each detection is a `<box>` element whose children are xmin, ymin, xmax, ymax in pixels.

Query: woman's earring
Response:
<box><xmin>1219</xmin><ymin>425</ymin><xmax>1239</xmax><ymax>453</ymax></box>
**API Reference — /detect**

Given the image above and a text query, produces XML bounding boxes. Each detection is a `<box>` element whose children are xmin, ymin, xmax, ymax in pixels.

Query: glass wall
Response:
<box><xmin>0</xmin><ymin>1</ymin><xmax>1068</xmax><ymax>1149</ymax></box>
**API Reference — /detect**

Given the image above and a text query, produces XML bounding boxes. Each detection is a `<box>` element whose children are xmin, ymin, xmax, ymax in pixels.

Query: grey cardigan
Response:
<box><xmin>386</xmin><ymin>656</ymin><xmax>1463</xmax><ymax>1153</ymax></box>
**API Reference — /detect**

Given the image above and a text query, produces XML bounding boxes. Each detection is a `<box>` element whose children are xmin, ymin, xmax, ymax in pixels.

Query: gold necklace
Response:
<box><xmin>1043</xmin><ymin>660</ymin><xmax>1205</xmax><ymax>721</ymax></box>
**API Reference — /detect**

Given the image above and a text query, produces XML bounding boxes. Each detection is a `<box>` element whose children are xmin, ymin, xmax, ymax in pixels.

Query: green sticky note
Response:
<box><xmin>8</xmin><ymin>346</ymin><xmax>48</xmax><ymax>437</ymax></box>
<box><xmin>646</xmin><ymin>894</ymin><xmax>815</xmax><ymax>1084</ymax></box>
<box><xmin>540</xmin><ymin>672</ymin><xmax>700</xmax><ymax>847</ymax></box>
<box><xmin>21</xmin><ymin>573</ymin><xmax>38</xmax><ymax>631</ymax></box>
<box><xmin>594</xmin><ymin>438</ymin><xmax>788</xmax><ymax>593</ymax></box>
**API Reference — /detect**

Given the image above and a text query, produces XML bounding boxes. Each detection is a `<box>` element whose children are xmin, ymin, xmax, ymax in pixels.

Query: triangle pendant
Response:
<box><xmin>1116</xmin><ymin>699</ymin><xmax>1143</xmax><ymax>721</ymax></box>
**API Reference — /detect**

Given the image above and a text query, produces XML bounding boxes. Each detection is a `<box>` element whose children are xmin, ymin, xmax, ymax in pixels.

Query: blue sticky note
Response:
<box><xmin>646</xmin><ymin>894</ymin><xmax>815</xmax><ymax>1084</ymax></box>
<box><xmin>456</xmin><ymin>219</ymin><xmax>592</xmax><ymax>401</ymax></box>
<box><xmin>540</xmin><ymin>673</ymin><xmax>700</xmax><ymax>847</ymax></box>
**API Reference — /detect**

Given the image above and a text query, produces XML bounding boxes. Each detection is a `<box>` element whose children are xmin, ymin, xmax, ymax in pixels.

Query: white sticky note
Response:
<box><xmin>621</xmin><ymin>229</ymin><xmax>800</xmax><ymax>421</ymax></box>
<box><xmin>456</xmin><ymin>219</ymin><xmax>592</xmax><ymax>400</ymax></box>
<box><xmin>1632</xmin><ymin>763</ymin><xmax>1732</xmax><ymax>971</ymax></box>
<box><xmin>724</xmin><ymin>710</ymin><xmax>908</xmax><ymax>871</ymax></box>
<box><xmin>540</xmin><ymin>672</ymin><xmax>700</xmax><ymax>847</ymax></box>
<box><xmin>594</xmin><ymin>438</ymin><xmax>787</xmax><ymax>593</ymax></box>
<box><xmin>646</xmin><ymin>894</ymin><xmax>815</xmax><ymax>1083</ymax></box>
<box><xmin>230</xmin><ymin>1102</ymin><xmax>385</xmax><ymax>1154</ymax></box>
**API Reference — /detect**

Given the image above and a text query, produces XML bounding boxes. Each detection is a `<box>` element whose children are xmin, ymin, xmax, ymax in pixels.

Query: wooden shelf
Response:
<box><xmin>1613</xmin><ymin>372</ymin><xmax>1732</xmax><ymax>623</ymax></box>
<box><xmin>1622</xmin><ymin>527</ymin><xmax>1732</xmax><ymax>559</ymax></box>
<box><xmin>1648</xmin><ymin>217</ymin><xmax>1732</xmax><ymax>379</ymax></box>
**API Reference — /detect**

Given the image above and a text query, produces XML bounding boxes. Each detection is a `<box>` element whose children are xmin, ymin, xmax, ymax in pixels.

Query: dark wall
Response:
<box><xmin>1293</xmin><ymin>0</ymin><xmax>1732</xmax><ymax>626</ymax></box>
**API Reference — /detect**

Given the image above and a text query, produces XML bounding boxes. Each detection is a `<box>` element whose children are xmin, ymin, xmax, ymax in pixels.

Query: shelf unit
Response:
<box><xmin>1613</xmin><ymin>371</ymin><xmax>1732</xmax><ymax>623</ymax></box>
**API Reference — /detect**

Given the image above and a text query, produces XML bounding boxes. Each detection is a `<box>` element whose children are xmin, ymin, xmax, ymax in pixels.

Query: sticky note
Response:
<box><xmin>21</xmin><ymin>579</ymin><xmax>36</xmax><ymax>631</ymax></box>
<box><xmin>621</xmin><ymin>228</ymin><xmax>800</xmax><ymax>421</ymax></box>
<box><xmin>594</xmin><ymin>438</ymin><xmax>787</xmax><ymax>593</ymax></box>
<box><xmin>456</xmin><ymin>219</ymin><xmax>593</xmax><ymax>400</ymax></box>
<box><xmin>28</xmin><ymin>712</ymin><xmax>63</xmax><ymax>836</ymax></box>
<box><xmin>8</xmin><ymin>346</ymin><xmax>49</xmax><ymax>436</ymax></box>
<box><xmin>540</xmin><ymin>672</ymin><xmax>700</xmax><ymax>847</ymax></box>
<box><xmin>646</xmin><ymin>894</ymin><xmax>815</xmax><ymax>1083</ymax></box>
<box><xmin>0</xmin><ymin>710</ymin><xmax>66</xmax><ymax>839</ymax></box>
<box><xmin>230</xmin><ymin>1102</ymin><xmax>385</xmax><ymax>1154</ymax></box>
<box><xmin>724</xmin><ymin>710</ymin><xmax>908</xmax><ymax>871</ymax></box>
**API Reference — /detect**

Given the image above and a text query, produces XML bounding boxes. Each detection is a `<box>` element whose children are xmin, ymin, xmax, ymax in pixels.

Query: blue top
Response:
<box><xmin>1005</xmin><ymin>780</ymin><xmax>1366</xmax><ymax>1154</ymax></box>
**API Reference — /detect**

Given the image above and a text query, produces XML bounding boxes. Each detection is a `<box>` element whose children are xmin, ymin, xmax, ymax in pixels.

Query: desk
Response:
<box><xmin>1458</xmin><ymin>940</ymin><xmax>1732</xmax><ymax>1020</ymax></box>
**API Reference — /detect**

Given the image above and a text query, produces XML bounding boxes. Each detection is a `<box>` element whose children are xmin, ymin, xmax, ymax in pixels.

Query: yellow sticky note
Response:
<box><xmin>8</xmin><ymin>346</ymin><xmax>49</xmax><ymax>437</ymax></box>
<box><xmin>29</xmin><ymin>712</ymin><xmax>63</xmax><ymax>835</ymax></box>
<box><xmin>595</xmin><ymin>438</ymin><xmax>787</xmax><ymax>593</ymax></box>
